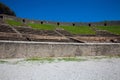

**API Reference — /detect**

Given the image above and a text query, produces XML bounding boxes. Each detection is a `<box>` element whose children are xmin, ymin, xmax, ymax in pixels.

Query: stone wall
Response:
<box><xmin>0</xmin><ymin>41</ymin><xmax>120</xmax><ymax>58</ymax></box>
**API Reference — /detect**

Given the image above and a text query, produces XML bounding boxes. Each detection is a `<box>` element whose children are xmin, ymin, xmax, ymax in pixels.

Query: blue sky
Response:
<box><xmin>0</xmin><ymin>0</ymin><xmax>120</xmax><ymax>22</ymax></box>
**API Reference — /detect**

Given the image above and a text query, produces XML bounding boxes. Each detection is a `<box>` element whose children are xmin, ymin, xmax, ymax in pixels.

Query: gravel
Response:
<box><xmin>0</xmin><ymin>58</ymin><xmax>120</xmax><ymax>80</ymax></box>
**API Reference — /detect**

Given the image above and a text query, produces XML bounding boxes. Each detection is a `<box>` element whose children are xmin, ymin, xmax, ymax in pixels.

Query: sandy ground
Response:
<box><xmin>0</xmin><ymin>58</ymin><xmax>120</xmax><ymax>80</ymax></box>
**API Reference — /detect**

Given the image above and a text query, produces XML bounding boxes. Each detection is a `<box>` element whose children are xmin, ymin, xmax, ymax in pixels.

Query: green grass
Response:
<box><xmin>1</xmin><ymin>56</ymin><xmax>120</xmax><ymax>64</ymax></box>
<box><xmin>57</xmin><ymin>57</ymin><xmax>87</xmax><ymax>62</ymax></box>
<box><xmin>4</xmin><ymin>19</ymin><xmax>120</xmax><ymax>35</ymax></box>
<box><xmin>26</xmin><ymin>56</ymin><xmax>120</xmax><ymax>63</ymax></box>
<box><xmin>96</xmin><ymin>26</ymin><xmax>120</xmax><ymax>35</ymax></box>
<box><xmin>60</xmin><ymin>26</ymin><xmax>95</xmax><ymax>34</ymax></box>
<box><xmin>5</xmin><ymin>19</ymin><xmax>23</xmax><ymax>26</ymax></box>
<box><xmin>93</xmin><ymin>56</ymin><xmax>109</xmax><ymax>60</ymax></box>
<box><xmin>26</xmin><ymin>57</ymin><xmax>55</xmax><ymax>63</ymax></box>
<box><xmin>5</xmin><ymin>20</ymin><xmax>56</xmax><ymax>30</ymax></box>
<box><xmin>5</xmin><ymin>20</ymin><xmax>95</xmax><ymax>34</ymax></box>
<box><xmin>0</xmin><ymin>60</ymin><xmax>7</xmax><ymax>64</ymax></box>
<box><xmin>28</xmin><ymin>23</ymin><xmax>56</xmax><ymax>30</ymax></box>
<box><xmin>26</xmin><ymin>57</ymin><xmax>87</xmax><ymax>63</ymax></box>
<box><xmin>6</xmin><ymin>19</ymin><xmax>119</xmax><ymax>35</ymax></box>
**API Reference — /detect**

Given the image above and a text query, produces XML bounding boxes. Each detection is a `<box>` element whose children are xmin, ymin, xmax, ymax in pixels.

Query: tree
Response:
<box><xmin>0</xmin><ymin>2</ymin><xmax>16</xmax><ymax>16</ymax></box>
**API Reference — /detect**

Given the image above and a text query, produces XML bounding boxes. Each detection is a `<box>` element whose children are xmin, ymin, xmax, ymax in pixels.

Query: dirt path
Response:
<box><xmin>0</xmin><ymin>58</ymin><xmax>120</xmax><ymax>80</ymax></box>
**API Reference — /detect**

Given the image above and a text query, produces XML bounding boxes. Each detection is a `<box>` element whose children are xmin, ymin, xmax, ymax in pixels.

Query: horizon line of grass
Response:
<box><xmin>96</xmin><ymin>26</ymin><xmax>120</xmax><ymax>35</ymax></box>
<box><xmin>26</xmin><ymin>56</ymin><xmax>120</xmax><ymax>62</ymax></box>
<box><xmin>26</xmin><ymin>57</ymin><xmax>87</xmax><ymax>63</ymax></box>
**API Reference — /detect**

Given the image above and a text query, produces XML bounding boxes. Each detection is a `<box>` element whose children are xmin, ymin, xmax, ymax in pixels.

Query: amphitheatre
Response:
<box><xmin>1</xmin><ymin>1</ymin><xmax>120</xmax><ymax>80</ymax></box>
<box><xmin>0</xmin><ymin>14</ymin><xmax>120</xmax><ymax>80</ymax></box>
<box><xmin>0</xmin><ymin>14</ymin><xmax>120</xmax><ymax>58</ymax></box>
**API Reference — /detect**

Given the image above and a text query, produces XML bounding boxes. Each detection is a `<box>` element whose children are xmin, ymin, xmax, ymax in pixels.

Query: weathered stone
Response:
<box><xmin>0</xmin><ymin>41</ymin><xmax>120</xmax><ymax>58</ymax></box>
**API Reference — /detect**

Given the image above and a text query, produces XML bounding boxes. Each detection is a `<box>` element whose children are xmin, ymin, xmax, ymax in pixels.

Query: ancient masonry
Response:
<box><xmin>0</xmin><ymin>41</ymin><xmax>120</xmax><ymax>58</ymax></box>
<box><xmin>0</xmin><ymin>14</ymin><xmax>120</xmax><ymax>58</ymax></box>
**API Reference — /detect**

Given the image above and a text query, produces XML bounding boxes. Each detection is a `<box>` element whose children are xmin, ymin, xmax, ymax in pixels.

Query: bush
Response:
<box><xmin>0</xmin><ymin>2</ymin><xmax>16</xmax><ymax>16</ymax></box>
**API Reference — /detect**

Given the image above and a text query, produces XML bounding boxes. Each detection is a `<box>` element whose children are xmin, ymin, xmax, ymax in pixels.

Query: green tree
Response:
<box><xmin>0</xmin><ymin>2</ymin><xmax>16</xmax><ymax>16</ymax></box>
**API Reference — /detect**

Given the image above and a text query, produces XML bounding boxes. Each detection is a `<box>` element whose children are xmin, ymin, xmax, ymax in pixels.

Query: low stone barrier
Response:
<box><xmin>0</xmin><ymin>40</ymin><xmax>120</xmax><ymax>58</ymax></box>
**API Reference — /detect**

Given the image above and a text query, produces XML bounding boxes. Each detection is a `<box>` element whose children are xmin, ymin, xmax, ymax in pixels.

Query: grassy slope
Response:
<box><xmin>4</xmin><ymin>20</ymin><xmax>96</xmax><ymax>34</ymax></box>
<box><xmin>9</xmin><ymin>20</ymin><xmax>120</xmax><ymax>35</ymax></box>
<box><xmin>5</xmin><ymin>20</ymin><xmax>56</xmax><ymax>30</ymax></box>
<box><xmin>5</xmin><ymin>19</ymin><xmax>22</xmax><ymax>26</ymax></box>
<box><xmin>96</xmin><ymin>26</ymin><xmax>120</xmax><ymax>35</ymax></box>
<box><xmin>28</xmin><ymin>23</ymin><xmax>56</xmax><ymax>30</ymax></box>
<box><xmin>28</xmin><ymin>24</ymin><xmax>95</xmax><ymax>34</ymax></box>
<box><xmin>60</xmin><ymin>26</ymin><xmax>95</xmax><ymax>34</ymax></box>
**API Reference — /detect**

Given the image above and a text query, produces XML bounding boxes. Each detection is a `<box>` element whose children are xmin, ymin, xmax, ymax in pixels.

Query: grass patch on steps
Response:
<box><xmin>5</xmin><ymin>19</ymin><xmax>22</xmax><ymax>26</ymax></box>
<box><xmin>60</xmin><ymin>26</ymin><xmax>95</xmax><ymax>34</ymax></box>
<box><xmin>28</xmin><ymin>23</ymin><xmax>56</xmax><ymax>30</ymax></box>
<box><xmin>96</xmin><ymin>26</ymin><xmax>120</xmax><ymax>35</ymax></box>
<box><xmin>0</xmin><ymin>60</ymin><xmax>8</xmax><ymax>64</ymax></box>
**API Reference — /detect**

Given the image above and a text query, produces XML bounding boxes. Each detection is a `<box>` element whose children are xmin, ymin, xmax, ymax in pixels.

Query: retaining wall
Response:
<box><xmin>0</xmin><ymin>41</ymin><xmax>120</xmax><ymax>58</ymax></box>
